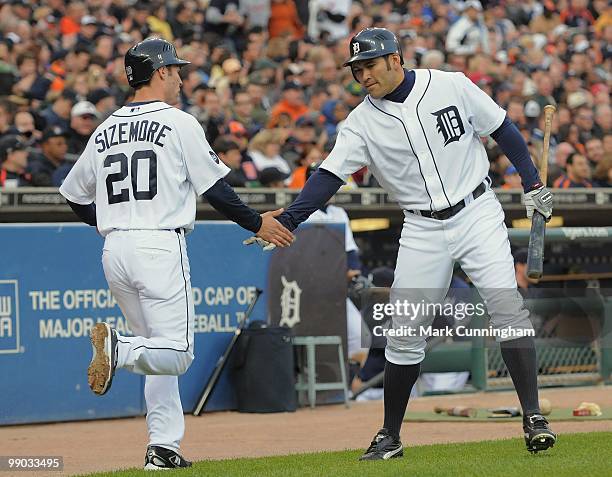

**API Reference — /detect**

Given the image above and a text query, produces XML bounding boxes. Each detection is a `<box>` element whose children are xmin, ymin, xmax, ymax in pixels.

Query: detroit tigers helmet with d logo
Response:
<box><xmin>343</xmin><ymin>27</ymin><xmax>404</xmax><ymax>68</ymax></box>
<box><xmin>124</xmin><ymin>37</ymin><xmax>191</xmax><ymax>88</ymax></box>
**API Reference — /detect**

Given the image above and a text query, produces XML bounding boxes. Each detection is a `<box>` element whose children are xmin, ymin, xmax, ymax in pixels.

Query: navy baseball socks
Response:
<box><xmin>88</xmin><ymin>322</ymin><xmax>118</xmax><ymax>396</ymax></box>
<box><xmin>361</xmin><ymin>342</ymin><xmax>556</xmax><ymax>460</ymax></box>
<box><xmin>360</xmin><ymin>361</ymin><xmax>420</xmax><ymax>461</ymax></box>
<box><xmin>501</xmin><ymin>336</ymin><xmax>556</xmax><ymax>453</ymax></box>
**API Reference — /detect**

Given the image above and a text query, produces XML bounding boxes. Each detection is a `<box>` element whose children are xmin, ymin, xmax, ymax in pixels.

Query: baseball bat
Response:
<box><xmin>487</xmin><ymin>406</ymin><xmax>521</xmax><ymax>418</ymax></box>
<box><xmin>193</xmin><ymin>288</ymin><xmax>263</xmax><ymax>416</ymax></box>
<box><xmin>433</xmin><ymin>406</ymin><xmax>477</xmax><ymax>417</ymax></box>
<box><xmin>526</xmin><ymin>104</ymin><xmax>556</xmax><ymax>280</ymax></box>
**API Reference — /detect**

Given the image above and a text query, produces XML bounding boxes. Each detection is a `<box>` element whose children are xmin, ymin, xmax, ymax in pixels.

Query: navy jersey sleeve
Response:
<box><xmin>277</xmin><ymin>169</ymin><xmax>344</xmax><ymax>231</ymax></box>
<box><xmin>67</xmin><ymin>200</ymin><xmax>97</xmax><ymax>227</ymax></box>
<box><xmin>491</xmin><ymin>116</ymin><xmax>541</xmax><ymax>191</ymax></box>
<box><xmin>203</xmin><ymin>179</ymin><xmax>262</xmax><ymax>232</ymax></box>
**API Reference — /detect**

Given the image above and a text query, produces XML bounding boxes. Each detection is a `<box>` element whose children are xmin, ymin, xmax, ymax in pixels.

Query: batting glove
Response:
<box><xmin>523</xmin><ymin>186</ymin><xmax>553</xmax><ymax>221</ymax></box>
<box><xmin>243</xmin><ymin>236</ymin><xmax>277</xmax><ymax>251</ymax></box>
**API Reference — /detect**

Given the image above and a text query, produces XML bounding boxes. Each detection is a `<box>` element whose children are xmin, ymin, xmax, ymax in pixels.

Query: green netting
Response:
<box><xmin>487</xmin><ymin>341</ymin><xmax>600</xmax><ymax>388</ymax></box>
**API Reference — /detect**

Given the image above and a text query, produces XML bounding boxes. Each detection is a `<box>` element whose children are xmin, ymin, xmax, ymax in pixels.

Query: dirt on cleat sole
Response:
<box><xmin>88</xmin><ymin>324</ymin><xmax>111</xmax><ymax>395</ymax></box>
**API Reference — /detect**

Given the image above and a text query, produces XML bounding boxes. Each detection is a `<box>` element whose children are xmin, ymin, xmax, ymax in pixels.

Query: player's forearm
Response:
<box><xmin>490</xmin><ymin>116</ymin><xmax>541</xmax><ymax>191</ymax></box>
<box><xmin>67</xmin><ymin>200</ymin><xmax>97</xmax><ymax>227</ymax></box>
<box><xmin>203</xmin><ymin>179</ymin><xmax>262</xmax><ymax>232</ymax></box>
<box><xmin>278</xmin><ymin>169</ymin><xmax>344</xmax><ymax>231</ymax></box>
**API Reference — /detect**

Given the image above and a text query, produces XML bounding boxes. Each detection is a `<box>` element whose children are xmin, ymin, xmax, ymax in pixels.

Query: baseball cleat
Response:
<box><xmin>144</xmin><ymin>445</ymin><xmax>192</xmax><ymax>470</ymax></box>
<box><xmin>88</xmin><ymin>322</ymin><xmax>117</xmax><ymax>396</ymax></box>
<box><xmin>359</xmin><ymin>428</ymin><xmax>404</xmax><ymax>461</ymax></box>
<box><xmin>523</xmin><ymin>413</ymin><xmax>556</xmax><ymax>453</ymax></box>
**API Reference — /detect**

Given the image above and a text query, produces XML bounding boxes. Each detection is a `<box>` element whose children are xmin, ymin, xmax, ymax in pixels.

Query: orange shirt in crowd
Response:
<box><xmin>288</xmin><ymin>166</ymin><xmax>307</xmax><ymax>189</ymax></box>
<box><xmin>553</xmin><ymin>175</ymin><xmax>593</xmax><ymax>188</ymax></box>
<box><xmin>268</xmin><ymin>0</ymin><xmax>304</xmax><ymax>39</ymax></box>
<box><xmin>268</xmin><ymin>101</ymin><xmax>309</xmax><ymax>126</ymax></box>
<box><xmin>60</xmin><ymin>17</ymin><xmax>81</xmax><ymax>36</ymax></box>
<box><xmin>49</xmin><ymin>62</ymin><xmax>66</xmax><ymax>92</ymax></box>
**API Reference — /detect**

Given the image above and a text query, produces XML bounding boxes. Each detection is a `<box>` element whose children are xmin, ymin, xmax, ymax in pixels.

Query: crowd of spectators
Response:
<box><xmin>0</xmin><ymin>0</ymin><xmax>610</xmax><ymax>189</ymax></box>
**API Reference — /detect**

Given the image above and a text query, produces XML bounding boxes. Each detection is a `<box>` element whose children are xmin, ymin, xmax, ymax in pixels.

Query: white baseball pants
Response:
<box><xmin>386</xmin><ymin>189</ymin><xmax>533</xmax><ymax>365</ymax></box>
<box><xmin>102</xmin><ymin>229</ymin><xmax>195</xmax><ymax>452</ymax></box>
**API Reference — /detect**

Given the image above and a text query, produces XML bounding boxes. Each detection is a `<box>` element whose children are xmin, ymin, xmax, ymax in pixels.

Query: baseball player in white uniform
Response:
<box><xmin>250</xmin><ymin>28</ymin><xmax>556</xmax><ymax>459</ymax></box>
<box><xmin>308</xmin><ymin>0</ymin><xmax>351</xmax><ymax>42</ymax></box>
<box><xmin>59</xmin><ymin>38</ymin><xmax>293</xmax><ymax>470</ymax></box>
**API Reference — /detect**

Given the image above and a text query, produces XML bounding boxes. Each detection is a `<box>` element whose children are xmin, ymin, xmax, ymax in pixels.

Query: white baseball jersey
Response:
<box><xmin>317</xmin><ymin>69</ymin><xmax>533</xmax><ymax>366</ymax></box>
<box><xmin>308</xmin><ymin>0</ymin><xmax>351</xmax><ymax>41</ymax></box>
<box><xmin>60</xmin><ymin>101</ymin><xmax>230</xmax><ymax>236</ymax></box>
<box><xmin>306</xmin><ymin>205</ymin><xmax>358</xmax><ymax>253</ymax></box>
<box><xmin>321</xmin><ymin>69</ymin><xmax>506</xmax><ymax>212</ymax></box>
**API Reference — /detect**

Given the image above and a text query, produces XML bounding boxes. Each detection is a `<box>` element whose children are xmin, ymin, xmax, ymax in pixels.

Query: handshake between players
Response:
<box><xmin>251</xmin><ymin>208</ymin><xmax>295</xmax><ymax>250</ymax></box>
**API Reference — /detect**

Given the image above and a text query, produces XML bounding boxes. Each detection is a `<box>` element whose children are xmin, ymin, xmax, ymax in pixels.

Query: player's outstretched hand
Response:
<box><xmin>255</xmin><ymin>208</ymin><xmax>295</xmax><ymax>249</ymax></box>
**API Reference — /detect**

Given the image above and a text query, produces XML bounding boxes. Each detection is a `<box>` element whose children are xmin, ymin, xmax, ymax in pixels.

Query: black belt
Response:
<box><xmin>414</xmin><ymin>181</ymin><xmax>487</xmax><ymax>220</ymax></box>
<box><xmin>174</xmin><ymin>228</ymin><xmax>183</xmax><ymax>234</ymax></box>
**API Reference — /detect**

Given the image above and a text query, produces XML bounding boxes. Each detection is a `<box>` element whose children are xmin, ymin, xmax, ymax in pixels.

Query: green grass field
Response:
<box><xmin>86</xmin><ymin>431</ymin><xmax>611</xmax><ymax>477</ymax></box>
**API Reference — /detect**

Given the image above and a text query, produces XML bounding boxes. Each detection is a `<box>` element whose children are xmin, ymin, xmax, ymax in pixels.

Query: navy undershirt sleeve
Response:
<box><xmin>277</xmin><ymin>169</ymin><xmax>344</xmax><ymax>231</ymax></box>
<box><xmin>67</xmin><ymin>200</ymin><xmax>97</xmax><ymax>227</ymax></box>
<box><xmin>490</xmin><ymin>116</ymin><xmax>541</xmax><ymax>191</ymax></box>
<box><xmin>203</xmin><ymin>179</ymin><xmax>262</xmax><ymax>233</ymax></box>
<box><xmin>347</xmin><ymin>250</ymin><xmax>362</xmax><ymax>270</ymax></box>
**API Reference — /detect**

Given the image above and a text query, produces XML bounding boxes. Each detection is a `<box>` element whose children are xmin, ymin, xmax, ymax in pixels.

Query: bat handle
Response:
<box><xmin>526</xmin><ymin>212</ymin><xmax>545</xmax><ymax>279</ymax></box>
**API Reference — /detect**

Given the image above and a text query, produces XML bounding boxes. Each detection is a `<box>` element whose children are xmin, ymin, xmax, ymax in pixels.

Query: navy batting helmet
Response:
<box><xmin>343</xmin><ymin>28</ymin><xmax>404</xmax><ymax>68</ymax></box>
<box><xmin>125</xmin><ymin>38</ymin><xmax>190</xmax><ymax>88</ymax></box>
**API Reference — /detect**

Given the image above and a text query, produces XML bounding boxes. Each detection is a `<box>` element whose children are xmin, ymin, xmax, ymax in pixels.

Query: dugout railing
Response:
<box><xmin>2</xmin><ymin>187</ymin><xmax>612</xmax><ymax>226</ymax></box>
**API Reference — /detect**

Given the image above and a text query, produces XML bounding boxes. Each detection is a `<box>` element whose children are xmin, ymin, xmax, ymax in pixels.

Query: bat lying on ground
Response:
<box><xmin>434</xmin><ymin>406</ymin><xmax>477</xmax><ymax>418</ymax></box>
<box><xmin>487</xmin><ymin>407</ymin><xmax>522</xmax><ymax>418</ymax></box>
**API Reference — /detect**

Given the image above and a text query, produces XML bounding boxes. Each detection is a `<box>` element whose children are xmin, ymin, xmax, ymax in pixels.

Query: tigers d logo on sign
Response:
<box><xmin>278</xmin><ymin>276</ymin><xmax>302</xmax><ymax>328</ymax></box>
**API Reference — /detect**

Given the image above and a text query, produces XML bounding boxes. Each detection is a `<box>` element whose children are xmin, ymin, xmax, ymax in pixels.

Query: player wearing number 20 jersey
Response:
<box><xmin>60</xmin><ymin>101</ymin><xmax>228</xmax><ymax>236</ymax></box>
<box><xmin>59</xmin><ymin>38</ymin><xmax>293</xmax><ymax>470</ymax></box>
